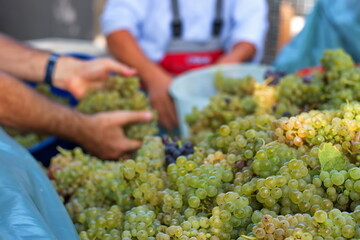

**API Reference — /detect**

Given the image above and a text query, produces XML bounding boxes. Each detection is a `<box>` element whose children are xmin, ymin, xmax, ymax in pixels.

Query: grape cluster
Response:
<box><xmin>122</xmin><ymin>205</ymin><xmax>160</xmax><ymax>240</ymax></box>
<box><xmin>162</xmin><ymin>136</ymin><xmax>194</xmax><ymax>165</ymax></box>
<box><xmin>77</xmin><ymin>76</ymin><xmax>158</xmax><ymax>139</ymax></box>
<box><xmin>274</xmin><ymin>73</ymin><xmax>324</xmax><ymax>116</ymax></box>
<box><xmin>186</xmin><ymin>73</ymin><xmax>275</xmax><ymax>138</ymax></box>
<box><xmin>215</xmin><ymin>71</ymin><xmax>256</xmax><ymax>96</ymax></box>
<box><xmin>252</xmin><ymin>142</ymin><xmax>300</xmax><ymax>178</ymax></box>
<box><xmin>271</xmin><ymin>103</ymin><xmax>360</xmax><ymax>162</ymax></box>
<box><xmin>252</xmin><ymin>209</ymin><xmax>360</xmax><ymax>240</ymax></box>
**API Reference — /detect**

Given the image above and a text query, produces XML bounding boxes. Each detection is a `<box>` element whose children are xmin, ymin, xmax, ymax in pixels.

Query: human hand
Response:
<box><xmin>53</xmin><ymin>57</ymin><xmax>136</xmax><ymax>98</ymax></box>
<box><xmin>79</xmin><ymin>110</ymin><xmax>152</xmax><ymax>159</ymax></box>
<box><xmin>147</xmin><ymin>72</ymin><xmax>178</xmax><ymax>130</ymax></box>
<box><xmin>216</xmin><ymin>54</ymin><xmax>240</xmax><ymax>65</ymax></box>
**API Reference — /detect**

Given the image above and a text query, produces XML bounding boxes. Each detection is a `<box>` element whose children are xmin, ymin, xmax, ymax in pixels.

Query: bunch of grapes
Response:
<box><xmin>274</xmin><ymin>73</ymin><xmax>324</xmax><ymax>116</ymax></box>
<box><xmin>252</xmin><ymin>209</ymin><xmax>359</xmax><ymax>240</ymax></box>
<box><xmin>186</xmin><ymin>73</ymin><xmax>275</xmax><ymax>138</ymax></box>
<box><xmin>77</xmin><ymin>76</ymin><xmax>158</xmax><ymax>139</ymax></box>
<box><xmin>214</xmin><ymin>72</ymin><xmax>256</xmax><ymax>96</ymax></box>
<box><xmin>122</xmin><ymin>205</ymin><xmax>160</xmax><ymax>240</ymax></box>
<box><xmin>271</xmin><ymin>103</ymin><xmax>360</xmax><ymax>163</ymax></box>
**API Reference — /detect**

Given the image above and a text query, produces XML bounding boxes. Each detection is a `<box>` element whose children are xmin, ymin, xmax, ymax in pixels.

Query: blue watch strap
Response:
<box><xmin>44</xmin><ymin>53</ymin><xmax>61</xmax><ymax>85</ymax></box>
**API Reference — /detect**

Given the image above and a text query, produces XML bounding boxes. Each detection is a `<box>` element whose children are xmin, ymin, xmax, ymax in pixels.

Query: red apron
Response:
<box><xmin>159</xmin><ymin>0</ymin><xmax>224</xmax><ymax>75</ymax></box>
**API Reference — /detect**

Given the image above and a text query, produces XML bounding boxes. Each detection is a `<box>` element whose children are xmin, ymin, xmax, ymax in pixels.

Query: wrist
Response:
<box><xmin>52</xmin><ymin>56</ymin><xmax>82</xmax><ymax>90</ymax></box>
<box><xmin>70</xmin><ymin>111</ymin><xmax>94</xmax><ymax>145</ymax></box>
<box><xmin>141</xmin><ymin>63</ymin><xmax>171</xmax><ymax>90</ymax></box>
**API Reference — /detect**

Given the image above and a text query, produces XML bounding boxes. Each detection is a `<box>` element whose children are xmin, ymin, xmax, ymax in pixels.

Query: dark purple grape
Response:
<box><xmin>183</xmin><ymin>141</ymin><xmax>193</xmax><ymax>148</ymax></box>
<box><xmin>282</xmin><ymin>112</ymin><xmax>292</xmax><ymax>117</ymax></box>
<box><xmin>235</xmin><ymin>161</ymin><xmax>245</xmax><ymax>171</ymax></box>
<box><xmin>163</xmin><ymin>137</ymin><xmax>194</xmax><ymax>165</ymax></box>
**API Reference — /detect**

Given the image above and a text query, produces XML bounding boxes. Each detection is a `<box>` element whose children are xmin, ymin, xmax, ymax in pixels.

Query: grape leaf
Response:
<box><xmin>318</xmin><ymin>143</ymin><xmax>347</xmax><ymax>171</ymax></box>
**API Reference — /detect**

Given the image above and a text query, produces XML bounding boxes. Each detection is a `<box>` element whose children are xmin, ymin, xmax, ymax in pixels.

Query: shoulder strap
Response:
<box><xmin>170</xmin><ymin>0</ymin><xmax>224</xmax><ymax>38</ymax></box>
<box><xmin>171</xmin><ymin>0</ymin><xmax>182</xmax><ymax>38</ymax></box>
<box><xmin>212</xmin><ymin>0</ymin><xmax>223</xmax><ymax>37</ymax></box>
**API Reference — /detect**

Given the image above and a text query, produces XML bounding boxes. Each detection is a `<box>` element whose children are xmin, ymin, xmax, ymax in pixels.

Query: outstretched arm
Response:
<box><xmin>0</xmin><ymin>33</ymin><xmax>136</xmax><ymax>98</ymax></box>
<box><xmin>0</xmin><ymin>72</ymin><xmax>152</xmax><ymax>159</ymax></box>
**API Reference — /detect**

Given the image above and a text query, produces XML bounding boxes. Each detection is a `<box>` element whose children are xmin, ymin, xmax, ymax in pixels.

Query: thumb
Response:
<box><xmin>108</xmin><ymin>110</ymin><xmax>153</xmax><ymax>126</ymax></box>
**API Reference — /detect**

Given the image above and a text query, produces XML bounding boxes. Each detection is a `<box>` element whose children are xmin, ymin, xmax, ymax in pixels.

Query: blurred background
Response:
<box><xmin>0</xmin><ymin>0</ymin><xmax>316</xmax><ymax>63</ymax></box>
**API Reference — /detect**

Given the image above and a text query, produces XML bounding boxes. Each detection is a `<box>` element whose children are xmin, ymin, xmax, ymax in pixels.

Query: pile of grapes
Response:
<box><xmin>186</xmin><ymin>49</ymin><xmax>360</xmax><ymax>141</ymax></box>
<box><xmin>186</xmin><ymin>72</ymin><xmax>275</xmax><ymax>139</ymax></box>
<box><xmin>50</xmin><ymin>49</ymin><xmax>360</xmax><ymax>240</ymax></box>
<box><xmin>77</xmin><ymin>75</ymin><xmax>158</xmax><ymax>139</ymax></box>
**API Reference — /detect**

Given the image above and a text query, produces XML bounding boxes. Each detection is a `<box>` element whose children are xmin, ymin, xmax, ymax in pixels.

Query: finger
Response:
<box><xmin>102</xmin><ymin>58</ymin><xmax>137</xmax><ymax>76</ymax></box>
<box><xmin>119</xmin><ymin>138</ymin><xmax>142</xmax><ymax>152</ymax></box>
<box><xmin>159</xmin><ymin>115</ymin><xmax>172</xmax><ymax>131</ymax></box>
<box><xmin>153</xmin><ymin>102</ymin><xmax>172</xmax><ymax>130</ymax></box>
<box><xmin>107</xmin><ymin>110</ymin><xmax>153</xmax><ymax>125</ymax></box>
<box><xmin>163</xmin><ymin>98</ymin><xmax>178</xmax><ymax>127</ymax></box>
<box><xmin>158</xmin><ymin>106</ymin><xmax>174</xmax><ymax>130</ymax></box>
<box><xmin>167</xmin><ymin>100</ymin><xmax>179</xmax><ymax>126</ymax></box>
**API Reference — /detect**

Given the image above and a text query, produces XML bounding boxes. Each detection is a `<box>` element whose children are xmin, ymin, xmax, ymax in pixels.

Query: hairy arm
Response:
<box><xmin>0</xmin><ymin>72</ymin><xmax>152</xmax><ymax>159</ymax></box>
<box><xmin>0</xmin><ymin>33</ymin><xmax>136</xmax><ymax>98</ymax></box>
<box><xmin>0</xmin><ymin>33</ymin><xmax>50</xmax><ymax>81</ymax></box>
<box><xmin>107</xmin><ymin>30</ymin><xmax>178</xmax><ymax>129</ymax></box>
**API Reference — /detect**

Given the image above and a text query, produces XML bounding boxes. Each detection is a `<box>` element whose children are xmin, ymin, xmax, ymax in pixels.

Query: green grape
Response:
<box><xmin>314</xmin><ymin>210</ymin><xmax>328</xmax><ymax>223</ymax></box>
<box><xmin>349</xmin><ymin>168</ymin><xmax>360</xmax><ymax>180</ymax></box>
<box><xmin>331</xmin><ymin>172</ymin><xmax>345</xmax><ymax>186</ymax></box>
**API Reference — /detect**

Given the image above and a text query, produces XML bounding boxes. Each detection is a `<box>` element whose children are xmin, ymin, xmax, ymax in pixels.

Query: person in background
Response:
<box><xmin>101</xmin><ymin>0</ymin><xmax>269</xmax><ymax>130</ymax></box>
<box><xmin>0</xmin><ymin>33</ymin><xmax>153</xmax><ymax>159</ymax></box>
<box><xmin>273</xmin><ymin>0</ymin><xmax>360</xmax><ymax>73</ymax></box>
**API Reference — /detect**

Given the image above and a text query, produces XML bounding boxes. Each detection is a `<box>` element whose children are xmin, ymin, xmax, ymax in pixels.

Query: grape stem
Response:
<box><xmin>240</xmin><ymin>235</ymin><xmax>256</xmax><ymax>240</ymax></box>
<box><xmin>255</xmin><ymin>124</ymin><xmax>270</xmax><ymax>130</ymax></box>
<box><xmin>264</xmin><ymin>76</ymin><xmax>275</xmax><ymax>85</ymax></box>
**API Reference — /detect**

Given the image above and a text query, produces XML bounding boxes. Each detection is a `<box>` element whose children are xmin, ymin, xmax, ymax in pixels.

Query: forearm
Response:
<box><xmin>226</xmin><ymin>41</ymin><xmax>256</xmax><ymax>63</ymax></box>
<box><xmin>106</xmin><ymin>30</ymin><xmax>169</xmax><ymax>88</ymax></box>
<box><xmin>0</xmin><ymin>34</ymin><xmax>50</xmax><ymax>82</ymax></box>
<box><xmin>0</xmin><ymin>72</ymin><xmax>90</xmax><ymax>144</ymax></box>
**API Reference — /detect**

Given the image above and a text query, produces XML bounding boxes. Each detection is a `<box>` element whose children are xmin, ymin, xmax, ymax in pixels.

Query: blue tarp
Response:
<box><xmin>273</xmin><ymin>0</ymin><xmax>360</xmax><ymax>72</ymax></box>
<box><xmin>0</xmin><ymin>128</ymin><xmax>79</xmax><ymax>240</ymax></box>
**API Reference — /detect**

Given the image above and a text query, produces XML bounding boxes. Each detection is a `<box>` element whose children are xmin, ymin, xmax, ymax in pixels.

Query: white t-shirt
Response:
<box><xmin>101</xmin><ymin>0</ymin><xmax>268</xmax><ymax>63</ymax></box>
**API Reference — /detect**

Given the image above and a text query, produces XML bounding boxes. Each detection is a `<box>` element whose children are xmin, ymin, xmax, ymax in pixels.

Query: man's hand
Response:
<box><xmin>216</xmin><ymin>42</ymin><xmax>256</xmax><ymax>65</ymax></box>
<box><xmin>53</xmin><ymin>57</ymin><xmax>136</xmax><ymax>98</ymax></box>
<box><xmin>80</xmin><ymin>110</ymin><xmax>153</xmax><ymax>159</ymax></box>
<box><xmin>216</xmin><ymin>54</ymin><xmax>241</xmax><ymax>65</ymax></box>
<box><xmin>146</xmin><ymin>72</ymin><xmax>178</xmax><ymax>130</ymax></box>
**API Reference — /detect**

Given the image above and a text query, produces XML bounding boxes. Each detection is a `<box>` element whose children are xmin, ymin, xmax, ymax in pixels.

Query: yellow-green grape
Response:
<box><xmin>77</xmin><ymin>75</ymin><xmax>158</xmax><ymax>139</ymax></box>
